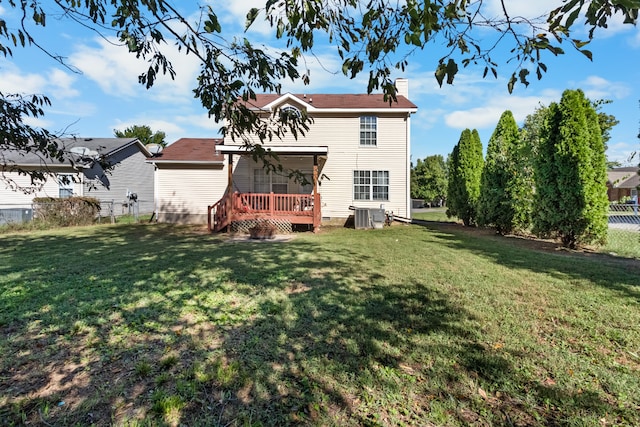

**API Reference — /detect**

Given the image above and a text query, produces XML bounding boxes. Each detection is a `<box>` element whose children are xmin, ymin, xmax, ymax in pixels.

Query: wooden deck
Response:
<box><xmin>208</xmin><ymin>192</ymin><xmax>320</xmax><ymax>232</ymax></box>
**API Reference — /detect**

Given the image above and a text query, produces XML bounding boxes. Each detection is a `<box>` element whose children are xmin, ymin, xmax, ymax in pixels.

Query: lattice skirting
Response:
<box><xmin>231</xmin><ymin>219</ymin><xmax>293</xmax><ymax>234</ymax></box>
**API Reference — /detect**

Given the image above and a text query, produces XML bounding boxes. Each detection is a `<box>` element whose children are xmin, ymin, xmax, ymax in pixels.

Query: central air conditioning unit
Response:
<box><xmin>354</xmin><ymin>208</ymin><xmax>371</xmax><ymax>229</ymax></box>
<box><xmin>354</xmin><ymin>207</ymin><xmax>386</xmax><ymax>229</ymax></box>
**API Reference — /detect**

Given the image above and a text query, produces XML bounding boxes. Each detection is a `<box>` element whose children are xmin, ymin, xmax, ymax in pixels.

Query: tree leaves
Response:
<box><xmin>435</xmin><ymin>59</ymin><xmax>458</xmax><ymax>87</ymax></box>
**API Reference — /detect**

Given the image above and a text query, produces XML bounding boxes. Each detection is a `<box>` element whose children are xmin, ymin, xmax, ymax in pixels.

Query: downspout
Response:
<box><xmin>405</xmin><ymin>113</ymin><xmax>411</xmax><ymax>218</ymax></box>
<box><xmin>153</xmin><ymin>163</ymin><xmax>158</xmax><ymax>222</ymax></box>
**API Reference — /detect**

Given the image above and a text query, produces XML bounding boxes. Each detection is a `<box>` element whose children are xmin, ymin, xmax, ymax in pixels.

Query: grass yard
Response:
<box><xmin>413</xmin><ymin>208</ymin><xmax>640</xmax><ymax>260</ymax></box>
<box><xmin>1</xmin><ymin>222</ymin><xmax>639</xmax><ymax>426</ymax></box>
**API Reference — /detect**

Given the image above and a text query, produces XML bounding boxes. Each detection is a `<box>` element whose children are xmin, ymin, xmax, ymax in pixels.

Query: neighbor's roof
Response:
<box><xmin>607</xmin><ymin>167</ymin><xmax>639</xmax><ymax>189</ymax></box>
<box><xmin>239</xmin><ymin>93</ymin><xmax>418</xmax><ymax>112</ymax></box>
<box><xmin>0</xmin><ymin>137</ymin><xmax>148</xmax><ymax>167</ymax></box>
<box><xmin>148</xmin><ymin>138</ymin><xmax>224</xmax><ymax>164</ymax></box>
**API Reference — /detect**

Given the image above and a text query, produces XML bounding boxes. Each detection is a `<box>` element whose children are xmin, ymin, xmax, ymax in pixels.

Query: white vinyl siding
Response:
<box><xmin>155</xmin><ymin>164</ymin><xmax>227</xmax><ymax>224</ymax></box>
<box><xmin>83</xmin><ymin>145</ymin><xmax>154</xmax><ymax>212</ymax></box>
<box><xmin>0</xmin><ymin>171</ymin><xmax>74</xmax><ymax>207</ymax></box>
<box><xmin>219</xmin><ymin>105</ymin><xmax>411</xmax><ymax>218</ymax></box>
<box><xmin>359</xmin><ymin>116</ymin><xmax>377</xmax><ymax>146</ymax></box>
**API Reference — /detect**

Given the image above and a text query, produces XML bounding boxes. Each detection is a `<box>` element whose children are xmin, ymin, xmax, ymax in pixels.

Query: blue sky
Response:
<box><xmin>1</xmin><ymin>1</ymin><xmax>638</xmax><ymax>165</ymax></box>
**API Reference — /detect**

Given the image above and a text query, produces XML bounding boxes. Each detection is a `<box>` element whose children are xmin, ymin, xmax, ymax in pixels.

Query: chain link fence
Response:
<box><xmin>606</xmin><ymin>202</ymin><xmax>640</xmax><ymax>258</ymax></box>
<box><xmin>0</xmin><ymin>199</ymin><xmax>154</xmax><ymax>226</ymax></box>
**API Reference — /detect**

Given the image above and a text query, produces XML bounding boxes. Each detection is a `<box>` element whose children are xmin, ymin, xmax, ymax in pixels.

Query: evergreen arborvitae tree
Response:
<box><xmin>478</xmin><ymin>110</ymin><xmax>522</xmax><ymax>233</ymax></box>
<box><xmin>446</xmin><ymin>129</ymin><xmax>483</xmax><ymax>226</ymax></box>
<box><xmin>533</xmin><ymin>89</ymin><xmax>609</xmax><ymax>248</ymax></box>
<box><xmin>583</xmin><ymin>96</ymin><xmax>610</xmax><ymax>244</ymax></box>
<box><xmin>446</xmin><ymin>143</ymin><xmax>461</xmax><ymax>219</ymax></box>
<box><xmin>532</xmin><ymin>103</ymin><xmax>561</xmax><ymax>238</ymax></box>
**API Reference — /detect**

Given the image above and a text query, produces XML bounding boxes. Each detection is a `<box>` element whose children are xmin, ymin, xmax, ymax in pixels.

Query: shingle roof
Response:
<box><xmin>150</xmin><ymin>138</ymin><xmax>224</xmax><ymax>163</ymax></box>
<box><xmin>241</xmin><ymin>93</ymin><xmax>417</xmax><ymax>110</ymax></box>
<box><xmin>1</xmin><ymin>138</ymin><xmax>144</xmax><ymax>167</ymax></box>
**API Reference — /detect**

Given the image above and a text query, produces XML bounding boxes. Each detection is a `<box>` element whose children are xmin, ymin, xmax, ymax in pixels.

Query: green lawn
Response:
<box><xmin>1</xmin><ymin>223</ymin><xmax>639</xmax><ymax>426</ymax></box>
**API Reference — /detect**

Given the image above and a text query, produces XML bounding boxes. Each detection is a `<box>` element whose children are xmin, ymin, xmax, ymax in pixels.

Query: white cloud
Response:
<box><xmin>576</xmin><ymin>76</ymin><xmax>631</xmax><ymax>100</ymax></box>
<box><xmin>68</xmin><ymin>37</ymin><xmax>201</xmax><ymax>103</ymax></box>
<box><xmin>112</xmin><ymin>111</ymin><xmax>225</xmax><ymax>145</ymax></box>
<box><xmin>0</xmin><ymin>68</ymin><xmax>48</xmax><ymax>94</ymax></box>
<box><xmin>588</xmin><ymin>13</ymin><xmax>639</xmax><ymax>38</ymax></box>
<box><xmin>444</xmin><ymin>91</ymin><xmax>559</xmax><ymax>130</ymax></box>
<box><xmin>47</xmin><ymin>69</ymin><xmax>80</xmax><ymax>98</ymax></box>
<box><xmin>208</xmin><ymin>0</ymin><xmax>274</xmax><ymax>36</ymax></box>
<box><xmin>484</xmin><ymin>0</ymin><xmax>556</xmax><ymax>20</ymax></box>
<box><xmin>413</xmin><ymin>108</ymin><xmax>447</xmax><ymax>131</ymax></box>
<box><xmin>68</xmin><ymin>40</ymin><xmax>142</xmax><ymax>95</ymax></box>
<box><xmin>607</xmin><ymin>141</ymin><xmax>638</xmax><ymax>166</ymax></box>
<box><xmin>50</xmin><ymin>100</ymin><xmax>98</xmax><ymax>119</ymax></box>
<box><xmin>175</xmin><ymin>114</ymin><xmax>221</xmax><ymax>132</ymax></box>
<box><xmin>0</xmin><ymin>61</ymin><xmax>79</xmax><ymax>99</ymax></box>
<box><xmin>22</xmin><ymin>116</ymin><xmax>54</xmax><ymax>129</ymax></box>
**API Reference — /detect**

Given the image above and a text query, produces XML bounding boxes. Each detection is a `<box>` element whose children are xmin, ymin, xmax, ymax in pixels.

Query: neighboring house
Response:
<box><xmin>149</xmin><ymin>78</ymin><xmax>418</xmax><ymax>231</ymax></box>
<box><xmin>607</xmin><ymin>166</ymin><xmax>639</xmax><ymax>202</ymax></box>
<box><xmin>0</xmin><ymin>138</ymin><xmax>155</xmax><ymax>220</ymax></box>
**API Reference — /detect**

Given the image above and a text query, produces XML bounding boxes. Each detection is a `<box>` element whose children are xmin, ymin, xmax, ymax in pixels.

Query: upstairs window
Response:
<box><xmin>279</xmin><ymin>105</ymin><xmax>302</xmax><ymax>121</ymax></box>
<box><xmin>359</xmin><ymin>116</ymin><xmax>377</xmax><ymax>146</ymax></box>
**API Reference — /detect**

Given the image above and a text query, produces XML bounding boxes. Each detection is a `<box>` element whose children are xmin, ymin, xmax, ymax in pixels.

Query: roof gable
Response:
<box><xmin>242</xmin><ymin>93</ymin><xmax>417</xmax><ymax>112</ymax></box>
<box><xmin>1</xmin><ymin>137</ymin><xmax>147</xmax><ymax>167</ymax></box>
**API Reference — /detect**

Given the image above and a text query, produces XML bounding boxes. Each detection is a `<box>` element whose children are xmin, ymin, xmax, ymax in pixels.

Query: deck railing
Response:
<box><xmin>208</xmin><ymin>192</ymin><xmax>317</xmax><ymax>232</ymax></box>
<box><xmin>233</xmin><ymin>192</ymin><xmax>314</xmax><ymax>217</ymax></box>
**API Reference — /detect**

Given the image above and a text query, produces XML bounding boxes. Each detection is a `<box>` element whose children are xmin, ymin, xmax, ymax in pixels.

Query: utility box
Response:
<box><xmin>0</xmin><ymin>208</ymin><xmax>33</xmax><ymax>225</ymax></box>
<box><xmin>370</xmin><ymin>208</ymin><xmax>386</xmax><ymax>229</ymax></box>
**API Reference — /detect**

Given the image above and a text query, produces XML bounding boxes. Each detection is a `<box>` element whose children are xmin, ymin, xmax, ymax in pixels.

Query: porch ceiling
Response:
<box><xmin>217</xmin><ymin>145</ymin><xmax>328</xmax><ymax>156</ymax></box>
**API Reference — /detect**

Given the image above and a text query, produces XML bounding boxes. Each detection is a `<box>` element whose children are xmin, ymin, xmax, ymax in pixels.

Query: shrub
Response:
<box><xmin>249</xmin><ymin>220</ymin><xmax>277</xmax><ymax>239</ymax></box>
<box><xmin>33</xmin><ymin>197</ymin><xmax>101</xmax><ymax>227</ymax></box>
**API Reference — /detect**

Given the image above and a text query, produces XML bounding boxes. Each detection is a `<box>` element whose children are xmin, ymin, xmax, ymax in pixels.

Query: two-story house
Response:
<box><xmin>149</xmin><ymin>79</ymin><xmax>417</xmax><ymax>231</ymax></box>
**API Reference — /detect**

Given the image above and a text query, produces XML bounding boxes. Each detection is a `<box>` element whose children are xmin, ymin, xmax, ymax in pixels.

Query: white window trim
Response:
<box><xmin>280</xmin><ymin>105</ymin><xmax>302</xmax><ymax>119</ymax></box>
<box><xmin>359</xmin><ymin>116</ymin><xmax>377</xmax><ymax>146</ymax></box>
<box><xmin>353</xmin><ymin>170</ymin><xmax>389</xmax><ymax>201</ymax></box>
<box><xmin>57</xmin><ymin>173</ymin><xmax>75</xmax><ymax>198</ymax></box>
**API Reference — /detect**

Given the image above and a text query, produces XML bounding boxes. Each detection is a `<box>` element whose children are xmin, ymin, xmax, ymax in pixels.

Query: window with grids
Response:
<box><xmin>353</xmin><ymin>170</ymin><xmax>389</xmax><ymax>200</ymax></box>
<box><xmin>254</xmin><ymin>169</ymin><xmax>289</xmax><ymax>194</ymax></box>
<box><xmin>359</xmin><ymin>116</ymin><xmax>377</xmax><ymax>146</ymax></box>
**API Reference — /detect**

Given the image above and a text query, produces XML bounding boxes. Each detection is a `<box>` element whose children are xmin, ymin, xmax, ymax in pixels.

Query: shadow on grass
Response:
<box><xmin>0</xmin><ymin>223</ymin><xmax>638</xmax><ymax>426</ymax></box>
<box><xmin>417</xmin><ymin>221</ymin><xmax>640</xmax><ymax>299</ymax></box>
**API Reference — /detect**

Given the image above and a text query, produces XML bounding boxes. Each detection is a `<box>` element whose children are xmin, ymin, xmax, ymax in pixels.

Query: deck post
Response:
<box><xmin>313</xmin><ymin>154</ymin><xmax>320</xmax><ymax>232</ymax></box>
<box><xmin>226</xmin><ymin>154</ymin><xmax>233</xmax><ymax>227</ymax></box>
